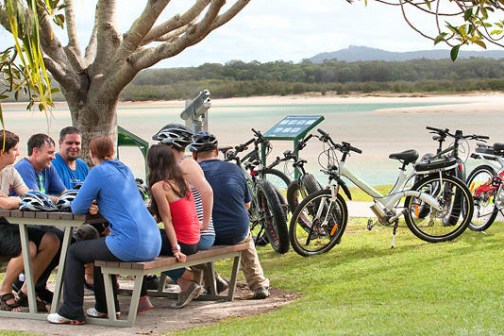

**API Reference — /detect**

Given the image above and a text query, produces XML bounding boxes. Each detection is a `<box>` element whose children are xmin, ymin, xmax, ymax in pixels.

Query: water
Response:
<box><xmin>2</xmin><ymin>96</ymin><xmax>501</xmax><ymax>186</ymax></box>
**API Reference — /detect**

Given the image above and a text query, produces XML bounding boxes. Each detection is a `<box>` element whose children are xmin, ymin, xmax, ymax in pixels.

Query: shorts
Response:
<box><xmin>0</xmin><ymin>218</ymin><xmax>46</xmax><ymax>258</ymax></box>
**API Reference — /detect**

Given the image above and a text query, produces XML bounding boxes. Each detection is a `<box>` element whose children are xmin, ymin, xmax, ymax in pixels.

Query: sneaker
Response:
<box><xmin>86</xmin><ymin>307</ymin><xmax>121</xmax><ymax>319</ymax></box>
<box><xmin>143</xmin><ymin>275</ymin><xmax>160</xmax><ymax>290</ymax></box>
<box><xmin>170</xmin><ymin>282</ymin><xmax>201</xmax><ymax>309</ymax></box>
<box><xmin>252</xmin><ymin>286</ymin><xmax>270</xmax><ymax>300</ymax></box>
<box><xmin>215</xmin><ymin>274</ymin><xmax>229</xmax><ymax>294</ymax></box>
<box><xmin>204</xmin><ymin>273</ymin><xmax>229</xmax><ymax>294</ymax></box>
<box><xmin>137</xmin><ymin>295</ymin><xmax>154</xmax><ymax>313</ymax></box>
<box><xmin>47</xmin><ymin>313</ymin><xmax>85</xmax><ymax>325</ymax></box>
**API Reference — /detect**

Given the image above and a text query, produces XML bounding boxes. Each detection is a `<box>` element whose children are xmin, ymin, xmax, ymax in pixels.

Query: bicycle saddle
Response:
<box><xmin>388</xmin><ymin>149</ymin><xmax>419</xmax><ymax>165</ymax></box>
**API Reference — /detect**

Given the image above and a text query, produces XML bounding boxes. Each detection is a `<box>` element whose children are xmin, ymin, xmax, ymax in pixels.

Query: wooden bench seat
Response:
<box><xmin>91</xmin><ymin>243</ymin><xmax>249</xmax><ymax>327</ymax></box>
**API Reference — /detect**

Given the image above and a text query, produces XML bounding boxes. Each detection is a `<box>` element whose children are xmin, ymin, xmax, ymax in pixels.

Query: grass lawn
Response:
<box><xmin>175</xmin><ymin>218</ymin><xmax>504</xmax><ymax>336</ymax></box>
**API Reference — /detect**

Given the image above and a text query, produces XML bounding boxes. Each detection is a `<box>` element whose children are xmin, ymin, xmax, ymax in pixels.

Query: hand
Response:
<box><xmin>0</xmin><ymin>191</ymin><xmax>8</xmax><ymax>198</ymax></box>
<box><xmin>173</xmin><ymin>251</ymin><xmax>186</xmax><ymax>262</ymax></box>
<box><xmin>88</xmin><ymin>203</ymin><xmax>99</xmax><ymax>215</ymax></box>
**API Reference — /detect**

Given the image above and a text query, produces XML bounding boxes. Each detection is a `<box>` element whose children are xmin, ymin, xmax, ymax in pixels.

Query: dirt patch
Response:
<box><xmin>0</xmin><ymin>281</ymin><xmax>298</xmax><ymax>336</ymax></box>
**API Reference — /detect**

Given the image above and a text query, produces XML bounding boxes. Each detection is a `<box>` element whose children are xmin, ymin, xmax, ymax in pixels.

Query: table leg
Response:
<box><xmin>50</xmin><ymin>226</ymin><xmax>73</xmax><ymax>313</ymax></box>
<box><xmin>18</xmin><ymin>221</ymin><xmax>37</xmax><ymax>315</ymax></box>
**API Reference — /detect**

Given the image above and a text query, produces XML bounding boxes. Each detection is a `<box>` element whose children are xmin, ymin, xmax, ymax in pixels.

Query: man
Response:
<box><xmin>14</xmin><ymin>133</ymin><xmax>66</xmax><ymax>202</ymax></box>
<box><xmin>0</xmin><ymin>131</ymin><xmax>59</xmax><ymax>312</ymax></box>
<box><xmin>52</xmin><ymin>126</ymin><xmax>89</xmax><ymax>190</ymax></box>
<box><xmin>13</xmin><ymin>133</ymin><xmax>66</xmax><ymax>302</ymax></box>
<box><xmin>189</xmin><ymin>132</ymin><xmax>270</xmax><ymax>299</ymax></box>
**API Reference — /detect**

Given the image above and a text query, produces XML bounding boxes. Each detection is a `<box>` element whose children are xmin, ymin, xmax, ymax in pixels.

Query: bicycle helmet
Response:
<box><xmin>19</xmin><ymin>191</ymin><xmax>58</xmax><ymax>212</ymax></box>
<box><xmin>189</xmin><ymin>132</ymin><xmax>218</xmax><ymax>153</ymax></box>
<box><xmin>56</xmin><ymin>190</ymin><xmax>79</xmax><ymax>211</ymax></box>
<box><xmin>151</xmin><ymin>123</ymin><xmax>194</xmax><ymax>150</ymax></box>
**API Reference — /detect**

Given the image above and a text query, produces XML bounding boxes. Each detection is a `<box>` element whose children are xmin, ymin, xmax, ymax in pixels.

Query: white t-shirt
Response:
<box><xmin>0</xmin><ymin>164</ymin><xmax>27</xmax><ymax>195</ymax></box>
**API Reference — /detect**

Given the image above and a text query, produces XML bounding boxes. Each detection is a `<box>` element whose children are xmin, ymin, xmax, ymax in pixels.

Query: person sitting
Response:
<box><xmin>51</xmin><ymin>126</ymin><xmax>106</xmax><ymax>290</ymax></box>
<box><xmin>12</xmin><ymin>133</ymin><xmax>66</xmax><ymax>303</ymax></box>
<box><xmin>190</xmin><ymin>132</ymin><xmax>270</xmax><ymax>299</ymax></box>
<box><xmin>51</xmin><ymin>126</ymin><xmax>89</xmax><ymax>190</ymax></box>
<box><xmin>147</xmin><ymin>144</ymin><xmax>202</xmax><ymax>308</ymax></box>
<box><xmin>47</xmin><ymin>135</ymin><xmax>161</xmax><ymax>325</ymax></box>
<box><xmin>0</xmin><ymin>130</ymin><xmax>59</xmax><ymax>312</ymax></box>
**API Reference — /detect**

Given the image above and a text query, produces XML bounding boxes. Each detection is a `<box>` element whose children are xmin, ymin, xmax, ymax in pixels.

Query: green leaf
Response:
<box><xmin>490</xmin><ymin>29</ymin><xmax>503</xmax><ymax>35</ymax></box>
<box><xmin>464</xmin><ymin>8</ymin><xmax>473</xmax><ymax>21</ymax></box>
<box><xmin>473</xmin><ymin>40</ymin><xmax>487</xmax><ymax>48</ymax></box>
<box><xmin>450</xmin><ymin>45</ymin><xmax>461</xmax><ymax>62</ymax></box>
<box><xmin>434</xmin><ymin>33</ymin><xmax>448</xmax><ymax>45</ymax></box>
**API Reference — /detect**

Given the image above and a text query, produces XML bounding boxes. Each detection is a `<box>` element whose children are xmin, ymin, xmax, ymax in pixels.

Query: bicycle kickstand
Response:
<box><xmin>390</xmin><ymin>220</ymin><xmax>399</xmax><ymax>249</ymax></box>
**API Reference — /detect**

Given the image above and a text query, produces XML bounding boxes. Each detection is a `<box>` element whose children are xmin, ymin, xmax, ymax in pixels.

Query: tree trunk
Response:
<box><xmin>66</xmin><ymin>96</ymin><xmax>119</xmax><ymax>165</ymax></box>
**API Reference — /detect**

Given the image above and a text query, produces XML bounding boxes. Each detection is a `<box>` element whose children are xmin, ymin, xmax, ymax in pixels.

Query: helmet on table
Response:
<box><xmin>19</xmin><ymin>191</ymin><xmax>58</xmax><ymax>212</ymax></box>
<box><xmin>189</xmin><ymin>132</ymin><xmax>218</xmax><ymax>153</ymax></box>
<box><xmin>56</xmin><ymin>190</ymin><xmax>79</xmax><ymax>211</ymax></box>
<box><xmin>151</xmin><ymin>123</ymin><xmax>194</xmax><ymax>150</ymax></box>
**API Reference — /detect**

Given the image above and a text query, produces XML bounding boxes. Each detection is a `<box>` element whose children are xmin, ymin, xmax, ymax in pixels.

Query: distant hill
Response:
<box><xmin>310</xmin><ymin>45</ymin><xmax>504</xmax><ymax>63</ymax></box>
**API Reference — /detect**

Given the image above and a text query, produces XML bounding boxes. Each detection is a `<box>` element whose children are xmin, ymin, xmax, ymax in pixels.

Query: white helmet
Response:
<box><xmin>56</xmin><ymin>190</ymin><xmax>79</xmax><ymax>212</ymax></box>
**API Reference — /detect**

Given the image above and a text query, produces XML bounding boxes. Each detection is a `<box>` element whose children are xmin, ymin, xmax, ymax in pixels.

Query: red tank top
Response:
<box><xmin>169</xmin><ymin>190</ymin><xmax>200</xmax><ymax>244</ymax></box>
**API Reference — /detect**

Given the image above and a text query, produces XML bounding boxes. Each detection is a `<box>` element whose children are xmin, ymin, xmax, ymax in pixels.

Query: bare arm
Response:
<box><xmin>0</xmin><ymin>195</ymin><xmax>21</xmax><ymax>210</ymax></box>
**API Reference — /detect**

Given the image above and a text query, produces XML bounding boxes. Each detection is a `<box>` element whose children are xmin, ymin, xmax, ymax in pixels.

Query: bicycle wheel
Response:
<box><xmin>263</xmin><ymin>168</ymin><xmax>291</xmax><ymax>192</ymax></box>
<box><xmin>286</xmin><ymin>173</ymin><xmax>321</xmax><ymax>213</ymax></box>
<box><xmin>466</xmin><ymin>165</ymin><xmax>499</xmax><ymax>231</ymax></box>
<box><xmin>289</xmin><ymin>189</ymin><xmax>348</xmax><ymax>257</ymax></box>
<box><xmin>255</xmin><ymin>179</ymin><xmax>289</xmax><ymax>254</ymax></box>
<box><xmin>404</xmin><ymin>174</ymin><xmax>473</xmax><ymax>242</ymax></box>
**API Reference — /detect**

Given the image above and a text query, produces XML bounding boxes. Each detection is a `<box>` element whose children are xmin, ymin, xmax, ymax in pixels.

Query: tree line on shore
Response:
<box><xmin>23</xmin><ymin>57</ymin><xmax>504</xmax><ymax>102</ymax></box>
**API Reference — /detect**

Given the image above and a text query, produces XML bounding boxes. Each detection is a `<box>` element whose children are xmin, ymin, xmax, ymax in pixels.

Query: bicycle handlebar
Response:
<box><xmin>426</xmin><ymin>126</ymin><xmax>489</xmax><ymax>142</ymax></box>
<box><xmin>316</xmin><ymin>129</ymin><xmax>363</xmax><ymax>154</ymax></box>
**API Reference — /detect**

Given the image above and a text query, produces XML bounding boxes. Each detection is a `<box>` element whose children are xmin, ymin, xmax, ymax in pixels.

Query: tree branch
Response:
<box><xmin>116</xmin><ymin>0</ymin><xmax>170</xmax><ymax>58</ymax></box>
<box><xmin>84</xmin><ymin>4</ymin><xmax>99</xmax><ymax>65</ymax></box>
<box><xmin>141</xmin><ymin>0</ymin><xmax>210</xmax><ymax>45</ymax></box>
<box><xmin>64</xmin><ymin>0</ymin><xmax>82</xmax><ymax>56</ymax></box>
<box><xmin>93</xmin><ymin>0</ymin><xmax>121</xmax><ymax>73</ymax></box>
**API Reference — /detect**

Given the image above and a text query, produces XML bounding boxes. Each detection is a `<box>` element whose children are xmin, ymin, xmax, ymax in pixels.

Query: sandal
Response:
<box><xmin>16</xmin><ymin>290</ymin><xmax>50</xmax><ymax>313</ymax></box>
<box><xmin>0</xmin><ymin>293</ymin><xmax>21</xmax><ymax>312</ymax></box>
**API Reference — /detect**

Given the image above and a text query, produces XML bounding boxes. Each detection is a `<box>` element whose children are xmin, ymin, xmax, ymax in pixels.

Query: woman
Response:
<box><xmin>47</xmin><ymin>135</ymin><xmax>161</xmax><ymax>324</ymax></box>
<box><xmin>147</xmin><ymin>144</ymin><xmax>202</xmax><ymax>308</ymax></box>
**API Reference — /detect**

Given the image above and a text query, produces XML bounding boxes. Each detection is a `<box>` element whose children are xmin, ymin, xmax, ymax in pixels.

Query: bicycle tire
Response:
<box><xmin>289</xmin><ymin>189</ymin><xmax>348</xmax><ymax>257</ymax></box>
<box><xmin>286</xmin><ymin>173</ymin><xmax>321</xmax><ymax>213</ymax></box>
<box><xmin>255</xmin><ymin>179</ymin><xmax>289</xmax><ymax>254</ymax></box>
<box><xmin>445</xmin><ymin>167</ymin><xmax>465</xmax><ymax>226</ymax></box>
<box><xmin>404</xmin><ymin>174</ymin><xmax>473</xmax><ymax>243</ymax></box>
<box><xmin>263</xmin><ymin>168</ymin><xmax>291</xmax><ymax>192</ymax></box>
<box><xmin>466</xmin><ymin>164</ymin><xmax>499</xmax><ymax>231</ymax></box>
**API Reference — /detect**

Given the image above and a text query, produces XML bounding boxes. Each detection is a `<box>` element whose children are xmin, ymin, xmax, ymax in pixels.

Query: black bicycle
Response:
<box><xmin>221</xmin><ymin>129</ymin><xmax>289</xmax><ymax>254</ymax></box>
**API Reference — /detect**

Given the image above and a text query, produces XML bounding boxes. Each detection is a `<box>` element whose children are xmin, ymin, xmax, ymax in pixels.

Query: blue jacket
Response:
<box><xmin>72</xmin><ymin>160</ymin><xmax>161</xmax><ymax>261</ymax></box>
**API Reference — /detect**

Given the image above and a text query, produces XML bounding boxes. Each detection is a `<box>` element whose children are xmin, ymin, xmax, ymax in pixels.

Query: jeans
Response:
<box><xmin>58</xmin><ymin>238</ymin><xmax>120</xmax><ymax>320</ymax></box>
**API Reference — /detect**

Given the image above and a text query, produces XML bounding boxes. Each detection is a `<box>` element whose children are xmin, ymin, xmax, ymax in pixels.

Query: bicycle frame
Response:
<box><xmin>334</xmin><ymin>159</ymin><xmax>444</xmax><ymax>220</ymax></box>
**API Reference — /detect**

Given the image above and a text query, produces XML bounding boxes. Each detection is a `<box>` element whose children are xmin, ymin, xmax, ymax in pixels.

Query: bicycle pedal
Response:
<box><xmin>367</xmin><ymin>219</ymin><xmax>374</xmax><ymax>231</ymax></box>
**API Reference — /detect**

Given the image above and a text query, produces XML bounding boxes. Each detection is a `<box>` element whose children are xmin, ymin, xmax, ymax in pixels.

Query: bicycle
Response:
<box><xmin>466</xmin><ymin>142</ymin><xmax>504</xmax><ymax>231</ymax></box>
<box><xmin>267</xmin><ymin>134</ymin><xmax>322</xmax><ymax>219</ymax></box>
<box><xmin>221</xmin><ymin>129</ymin><xmax>290</xmax><ymax>254</ymax></box>
<box><xmin>289</xmin><ymin>128</ymin><xmax>474</xmax><ymax>257</ymax></box>
<box><xmin>415</xmin><ymin>126</ymin><xmax>488</xmax><ymax>225</ymax></box>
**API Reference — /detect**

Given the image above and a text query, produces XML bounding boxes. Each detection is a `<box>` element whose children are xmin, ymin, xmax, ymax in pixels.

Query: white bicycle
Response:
<box><xmin>289</xmin><ymin>129</ymin><xmax>474</xmax><ymax>257</ymax></box>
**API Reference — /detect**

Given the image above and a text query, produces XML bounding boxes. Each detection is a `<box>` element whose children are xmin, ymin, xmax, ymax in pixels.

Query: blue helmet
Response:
<box><xmin>20</xmin><ymin>191</ymin><xmax>58</xmax><ymax>212</ymax></box>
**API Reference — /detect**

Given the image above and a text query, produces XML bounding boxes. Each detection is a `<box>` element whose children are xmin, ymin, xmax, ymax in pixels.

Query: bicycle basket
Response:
<box><xmin>414</xmin><ymin>156</ymin><xmax>457</xmax><ymax>174</ymax></box>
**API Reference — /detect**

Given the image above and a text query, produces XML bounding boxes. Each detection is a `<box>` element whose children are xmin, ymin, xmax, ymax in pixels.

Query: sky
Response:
<box><xmin>2</xmin><ymin>0</ymin><xmax>501</xmax><ymax>68</ymax></box>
